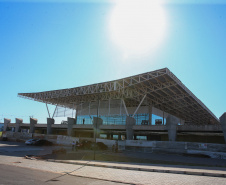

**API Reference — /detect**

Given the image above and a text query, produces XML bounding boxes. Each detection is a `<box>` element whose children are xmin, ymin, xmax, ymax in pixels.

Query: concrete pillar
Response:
<box><xmin>75</xmin><ymin>108</ymin><xmax>78</xmax><ymax>124</ymax></box>
<box><xmin>220</xmin><ymin>112</ymin><xmax>226</xmax><ymax>143</ymax></box>
<box><xmin>126</xmin><ymin>116</ymin><xmax>136</xmax><ymax>140</ymax></box>
<box><xmin>163</xmin><ymin>111</ymin><xmax>165</xmax><ymax>125</ymax></box>
<box><xmin>47</xmin><ymin>118</ymin><xmax>54</xmax><ymax>135</ymax></box>
<box><xmin>118</xmin><ymin>134</ymin><xmax>121</xmax><ymax>140</ymax></box>
<box><xmin>30</xmin><ymin>118</ymin><xmax>37</xmax><ymax>133</ymax></box>
<box><xmin>4</xmin><ymin>118</ymin><xmax>11</xmax><ymax>131</ymax></box>
<box><xmin>107</xmin><ymin>133</ymin><xmax>111</xmax><ymax>139</ymax></box>
<box><xmin>93</xmin><ymin>117</ymin><xmax>103</xmax><ymax>138</ymax></box>
<box><xmin>166</xmin><ymin>115</ymin><xmax>179</xmax><ymax>141</ymax></box>
<box><xmin>149</xmin><ymin>105</ymin><xmax>152</xmax><ymax>125</ymax></box>
<box><xmin>15</xmin><ymin>118</ymin><xmax>23</xmax><ymax>132</ymax></box>
<box><xmin>147</xmin><ymin>135</ymin><xmax>151</xmax><ymax>140</ymax></box>
<box><xmin>67</xmin><ymin>117</ymin><xmax>76</xmax><ymax>136</ymax></box>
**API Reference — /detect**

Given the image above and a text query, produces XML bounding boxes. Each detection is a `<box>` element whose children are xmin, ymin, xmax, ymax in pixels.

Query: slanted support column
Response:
<box><xmin>126</xmin><ymin>116</ymin><xmax>136</xmax><ymax>140</ymax></box>
<box><xmin>15</xmin><ymin>118</ymin><xmax>23</xmax><ymax>132</ymax></box>
<box><xmin>122</xmin><ymin>99</ymin><xmax>129</xmax><ymax>117</ymax></box>
<box><xmin>47</xmin><ymin>118</ymin><xmax>54</xmax><ymax>135</ymax></box>
<box><xmin>132</xmin><ymin>94</ymin><xmax>146</xmax><ymax>118</ymax></box>
<box><xmin>166</xmin><ymin>115</ymin><xmax>179</xmax><ymax>141</ymax></box>
<box><xmin>30</xmin><ymin>118</ymin><xmax>37</xmax><ymax>133</ymax></box>
<box><xmin>220</xmin><ymin>112</ymin><xmax>226</xmax><ymax>143</ymax></box>
<box><xmin>93</xmin><ymin>117</ymin><xmax>103</xmax><ymax>138</ymax></box>
<box><xmin>4</xmin><ymin>118</ymin><xmax>11</xmax><ymax>131</ymax></box>
<box><xmin>67</xmin><ymin>117</ymin><xmax>76</xmax><ymax>136</ymax></box>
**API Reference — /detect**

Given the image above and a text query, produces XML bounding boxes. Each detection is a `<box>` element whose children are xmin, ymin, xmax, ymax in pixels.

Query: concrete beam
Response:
<box><xmin>100</xmin><ymin>125</ymin><xmax>126</xmax><ymax>130</ymax></box>
<box><xmin>126</xmin><ymin>116</ymin><xmax>136</xmax><ymax>140</ymax></box>
<box><xmin>30</xmin><ymin>118</ymin><xmax>37</xmax><ymax>133</ymax></box>
<box><xmin>178</xmin><ymin>125</ymin><xmax>222</xmax><ymax>132</ymax></box>
<box><xmin>47</xmin><ymin>118</ymin><xmax>54</xmax><ymax>135</ymax></box>
<box><xmin>67</xmin><ymin>117</ymin><xmax>76</xmax><ymax>136</ymax></box>
<box><xmin>15</xmin><ymin>118</ymin><xmax>23</xmax><ymax>132</ymax></box>
<box><xmin>4</xmin><ymin>118</ymin><xmax>11</xmax><ymax>131</ymax></box>
<box><xmin>220</xmin><ymin>112</ymin><xmax>226</xmax><ymax>143</ymax></box>
<box><xmin>166</xmin><ymin>115</ymin><xmax>179</xmax><ymax>142</ymax></box>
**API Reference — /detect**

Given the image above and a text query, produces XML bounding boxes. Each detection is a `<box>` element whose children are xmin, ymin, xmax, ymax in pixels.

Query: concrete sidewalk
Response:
<box><xmin>50</xmin><ymin>159</ymin><xmax>226</xmax><ymax>178</ymax></box>
<box><xmin>1</xmin><ymin>154</ymin><xmax>226</xmax><ymax>184</ymax></box>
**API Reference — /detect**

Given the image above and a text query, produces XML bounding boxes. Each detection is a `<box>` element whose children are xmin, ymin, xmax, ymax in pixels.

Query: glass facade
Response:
<box><xmin>76</xmin><ymin>113</ymin><xmax>166</xmax><ymax>125</ymax></box>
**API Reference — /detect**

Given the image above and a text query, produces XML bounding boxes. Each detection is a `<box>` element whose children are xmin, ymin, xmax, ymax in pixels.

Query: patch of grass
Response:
<box><xmin>81</xmin><ymin>152</ymin><xmax>226</xmax><ymax>168</ymax></box>
<box><xmin>40</xmin><ymin>149</ymin><xmax>226</xmax><ymax>168</ymax></box>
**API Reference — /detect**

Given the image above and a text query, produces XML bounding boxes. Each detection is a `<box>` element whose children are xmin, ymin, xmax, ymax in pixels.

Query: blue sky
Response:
<box><xmin>0</xmin><ymin>0</ymin><xmax>225</xmax><ymax>123</ymax></box>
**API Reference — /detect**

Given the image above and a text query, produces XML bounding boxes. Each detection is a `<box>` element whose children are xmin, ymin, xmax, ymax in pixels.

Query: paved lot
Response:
<box><xmin>1</xmin><ymin>141</ymin><xmax>226</xmax><ymax>185</ymax></box>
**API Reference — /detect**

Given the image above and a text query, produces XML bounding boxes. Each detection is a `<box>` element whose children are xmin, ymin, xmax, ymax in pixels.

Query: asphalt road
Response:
<box><xmin>0</xmin><ymin>141</ymin><xmax>54</xmax><ymax>156</ymax></box>
<box><xmin>0</xmin><ymin>164</ymin><xmax>126</xmax><ymax>185</ymax></box>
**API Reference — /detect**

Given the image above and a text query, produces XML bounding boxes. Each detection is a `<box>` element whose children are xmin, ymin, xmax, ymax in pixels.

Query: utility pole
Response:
<box><xmin>94</xmin><ymin>99</ymin><xmax>99</xmax><ymax>160</ymax></box>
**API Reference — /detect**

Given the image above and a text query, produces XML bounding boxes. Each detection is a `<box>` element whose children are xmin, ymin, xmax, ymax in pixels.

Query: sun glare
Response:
<box><xmin>109</xmin><ymin>0</ymin><xmax>167</xmax><ymax>58</ymax></box>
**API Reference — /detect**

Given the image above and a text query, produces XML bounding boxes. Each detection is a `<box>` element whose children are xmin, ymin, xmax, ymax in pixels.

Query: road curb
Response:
<box><xmin>47</xmin><ymin>159</ymin><xmax>226</xmax><ymax>178</ymax></box>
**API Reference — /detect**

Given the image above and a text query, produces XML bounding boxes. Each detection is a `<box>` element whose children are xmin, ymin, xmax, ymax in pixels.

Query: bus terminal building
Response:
<box><xmin>4</xmin><ymin>68</ymin><xmax>226</xmax><ymax>144</ymax></box>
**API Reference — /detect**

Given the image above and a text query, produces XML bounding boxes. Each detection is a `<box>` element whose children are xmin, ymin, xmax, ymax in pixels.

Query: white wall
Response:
<box><xmin>96</xmin><ymin>138</ymin><xmax>117</xmax><ymax>147</ymax></box>
<box><xmin>56</xmin><ymin>135</ymin><xmax>79</xmax><ymax>145</ymax></box>
<box><xmin>126</xmin><ymin>140</ymin><xmax>156</xmax><ymax>147</ymax></box>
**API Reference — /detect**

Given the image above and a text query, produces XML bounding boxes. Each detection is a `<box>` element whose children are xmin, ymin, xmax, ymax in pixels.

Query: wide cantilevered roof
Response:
<box><xmin>18</xmin><ymin>68</ymin><xmax>219</xmax><ymax>125</ymax></box>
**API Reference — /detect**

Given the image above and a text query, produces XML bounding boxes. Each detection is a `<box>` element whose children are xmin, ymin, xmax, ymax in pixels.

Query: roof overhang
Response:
<box><xmin>18</xmin><ymin>68</ymin><xmax>219</xmax><ymax>125</ymax></box>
